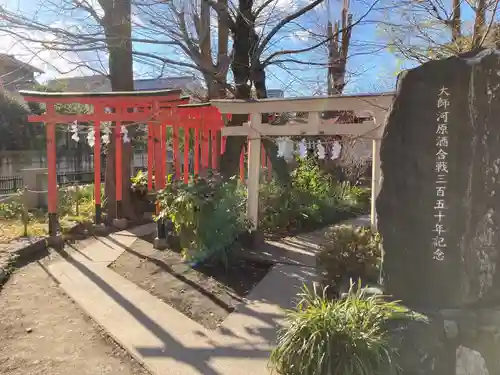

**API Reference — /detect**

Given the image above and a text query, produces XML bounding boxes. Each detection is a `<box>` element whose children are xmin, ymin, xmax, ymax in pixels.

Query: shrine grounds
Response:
<box><xmin>0</xmin><ymin>156</ymin><xmax>373</xmax><ymax>375</ymax></box>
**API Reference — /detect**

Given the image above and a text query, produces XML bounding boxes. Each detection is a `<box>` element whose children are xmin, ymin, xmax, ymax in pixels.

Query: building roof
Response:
<box><xmin>47</xmin><ymin>74</ymin><xmax>206</xmax><ymax>96</ymax></box>
<box><xmin>267</xmin><ymin>89</ymin><xmax>284</xmax><ymax>98</ymax></box>
<box><xmin>134</xmin><ymin>76</ymin><xmax>202</xmax><ymax>92</ymax></box>
<box><xmin>46</xmin><ymin>75</ymin><xmax>111</xmax><ymax>92</ymax></box>
<box><xmin>0</xmin><ymin>54</ymin><xmax>43</xmax><ymax>74</ymax></box>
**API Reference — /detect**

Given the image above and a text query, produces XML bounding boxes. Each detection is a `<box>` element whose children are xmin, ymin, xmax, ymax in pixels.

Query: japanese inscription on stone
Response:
<box><xmin>379</xmin><ymin>50</ymin><xmax>500</xmax><ymax>309</ymax></box>
<box><xmin>433</xmin><ymin>86</ymin><xmax>450</xmax><ymax>261</ymax></box>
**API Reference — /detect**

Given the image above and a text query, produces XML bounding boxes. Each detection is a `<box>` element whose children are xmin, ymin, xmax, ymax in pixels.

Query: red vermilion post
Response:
<box><xmin>93</xmin><ymin>106</ymin><xmax>102</xmax><ymax>224</ymax></box>
<box><xmin>147</xmin><ymin>122</ymin><xmax>154</xmax><ymax>191</ymax></box>
<box><xmin>173</xmin><ymin>123</ymin><xmax>181</xmax><ymax>180</ymax></box>
<box><xmin>153</xmin><ymin>102</ymin><xmax>167</xmax><ymax>244</ymax></box>
<box><xmin>157</xmin><ymin>101</ymin><xmax>167</xmax><ymax>188</ymax></box>
<box><xmin>160</xmin><ymin>110</ymin><xmax>167</xmax><ymax>189</ymax></box>
<box><xmin>115</xmin><ymin>118</ymin><xmax>123</xmax><ymax>219</ymax></box>
<box><xmin>154</xmin><ymin>119</ymin><xmax>163</xmax><ymax>192</ymax></box>
<box><xmin>161</xmin><ymin>122</ymin><xmax>167</xmax><ymax>186</ymax></box>
<box><xmin>201</xmin><ymin>128</ymin><xmax>209</xmax><ymax>170</ymax></box>
<box><xmin>46</xmin><ymin>103</ymin><xmax>58</xmax><ymax>236</ymax></box>
<box><xmin>194</xmin><ymin>111</ymin><xmax>200</xmax><ymax>176</ymax></box>
<box><xmin>183</xmin><ymin>125</ymin><xmax>190</xmax><ymax>184</ymax></box>
<box><xmin>210</xmin><ymin>110</ymin><xmax>219</xmax><ymax>170</ymax></box>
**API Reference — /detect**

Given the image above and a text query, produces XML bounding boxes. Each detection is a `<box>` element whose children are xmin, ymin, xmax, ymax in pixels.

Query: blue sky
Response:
<box><xmin>0</xmin><ymin>0</ymin><xmax>472</xmax><ymax>96</ymax></box>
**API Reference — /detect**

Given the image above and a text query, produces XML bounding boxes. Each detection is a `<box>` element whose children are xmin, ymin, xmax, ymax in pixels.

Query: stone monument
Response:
<box><xmin>378</xmin><ymin>49</ymin><xmax>500</xmax><ymax>374</ymax></box>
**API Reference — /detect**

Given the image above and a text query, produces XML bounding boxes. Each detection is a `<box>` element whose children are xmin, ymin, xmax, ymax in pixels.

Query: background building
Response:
<box><xmin>0</xmin><ymin>54</ymin><xmax>42</xmax><ymax>92</ymax></box>
<box><xmin>267</xmin><ymin>89</ymin><xmax>284</xmax><ymax>98</ymax></box>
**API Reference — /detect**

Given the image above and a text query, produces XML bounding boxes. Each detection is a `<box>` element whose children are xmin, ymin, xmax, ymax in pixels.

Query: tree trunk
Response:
<box><xmin>472</xmin><ymin>0</ymin><xmax>487</xmax><ymax>47</ymax></box>
<box><xmin>451</xmin><ymin>0</ymin><xmax>461</xmax><ymax>42</ymax></box>
<box><xmin>219</xmin><ymin>0</ymin><xmax>253</xmax><ymax>178</ymax></box>
<box><xmin>252</xmin><ymin>62</ymin><xmax>290</xmax><ymax>184</ymax></box>
<box><xmin>216</xmin><ymin>0</ymin><xmax>230</xmax><ymax>99</ymax></box>
<box><xmin>220</xmin><ymin>0</ymin><xmax>290</xmax><ymax>184</ymax></box>
<box><xmin>102</xmin><ymin>0</ymin><xmax>135</xmax><ymax>220</ymax></box>
<box><xmin>324</xmin><ymin>2</ymin><xmax>353</xmax><ymax>172</ymax></box>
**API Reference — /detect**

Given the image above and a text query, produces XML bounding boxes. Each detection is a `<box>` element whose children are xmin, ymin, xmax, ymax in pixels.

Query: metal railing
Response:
<box><xmin>0</xmin><ymin>175</ymin><xmax>23</xmax><ymax>195</ymax></box>
<box><xmin>0</xmin><ymin>166</ymin><xmax>147</xmax><ymax>195</ymax></box>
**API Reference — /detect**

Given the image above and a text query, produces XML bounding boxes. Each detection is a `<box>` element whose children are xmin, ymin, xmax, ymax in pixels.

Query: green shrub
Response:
<box><xmin>156</xmin><ymin>174</ymin><xmax>248</xmax><ymax>267</ymax></box>
<box><xmin>0</xmin><ymin>198</ymin><xmax>23</xmax><ymax>220</ymax></box>
<box><xmin>291</xmin><ymin>157</ymin><xmax>333</xmax><ymax>198</ymax></box>
<box><xmin>131</xmin><ymin>169</ymin><xmax>152</xmax><ymax>194</ymax></box>
<box><xmin>316</xmin><ymin>225</ymin><xmax>381</xmax><ymax>290</ymax></box>
<box><xmin>270</xmin><ymin>283</ymin><xmax>421</xmax><ymax>375</ymax></box>
<box><xmin>57</xmin><ymin>184</ymin><xmax>103</xmax><ymax>222</ymax></box>
<box><xmin>345</xmin><ymin>184</ymin><xmax>371</xmax><ymax>210</ymax></box>
<box><xmin>258</xmin><ymin>156</ymin><xmax>365</xmax><ymax>233</ymax></box>
<box><xmin>58</xmin><ymin>187</ymin><xmax>75</xmax><ymax>216</ymax></box>
<box><xmin>258</xmin><ymin>156</ymin><xmax>334</xmax><ymax>232</ymax></box>
<box><xmin>258</xmin><ymin>178</ymin><xmax>295</xmax><ymax>230</ymax></box>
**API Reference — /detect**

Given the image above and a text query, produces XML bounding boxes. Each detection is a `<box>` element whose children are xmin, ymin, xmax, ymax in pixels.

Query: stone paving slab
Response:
<box><xmin>216</xmin><ymin>265</ymin><xmax>316</xmax><ymax>344</ymax></box>
<box><xmin>239</xmin><ymin>215</ymin><xmax>370</xmax><ymax>267</ymax></box>
<box><xmin>70</xmin><ymin>223</ymin><xmax>156</xmax><ymax>265</ymax></box>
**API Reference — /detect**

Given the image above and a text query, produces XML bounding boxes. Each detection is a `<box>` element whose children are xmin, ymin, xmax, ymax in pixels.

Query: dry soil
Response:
<box><xmin>0</xmin><ymin>248</ymin><xmax>150</xmax><ymax>375</ymax></box>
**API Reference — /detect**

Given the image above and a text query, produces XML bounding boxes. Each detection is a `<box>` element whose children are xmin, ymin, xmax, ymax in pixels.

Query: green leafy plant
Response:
<box><xmin>131</xmin><ymin>169</ymin><xmax>153</xmax><ymax>194</ymax></box>
<box><xmin>156</xmin><ymin>173</ymin><xmax>248</xmax><ymax>267</ymax></box>
<box><xmin>258</xmin><ymin>177</ymin><xmax>296</xmax><ymax>230</ymax></box>
<box><xmin>0</xmin><ymin>198</ymin><xmax>24</xmax><ymax>220</ymax></box>
<box><xmin>58</xmin><ymin>184</ymin><xmax>104</xmax><ymax>223</ymax></box>
<box><xmin>258</xmin><ymin>156</ymin><xmax>362</xmax><ymax>233</ymax></box>
<box><xmin>317</xmin><ymin>225</ymin><xmax>382</xmax><ymax>290</ymax></box>
<box><xmin>291</xmin><ymin>156</ymin><xmax>333</xmax><ymax>198</ymax></box>
<box><xmin>342</xmin><ymin>183</ymin><xmax>371</xmax><ymax>210</ymax></box>
<box><xmin>58</xmin><ymin>187</ymin><xmax>75</xmax><ymax>216</ymax></box>
<box><xmin>270</xmin><ymin>282</ymin><xmax>423</xmax><ymax>375</ymax></box>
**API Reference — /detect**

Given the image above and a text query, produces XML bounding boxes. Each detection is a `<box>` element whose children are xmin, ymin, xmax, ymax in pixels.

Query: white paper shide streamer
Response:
<box><xmin>70</xmin><ymin>120</ymin><xmax>80</xmax><ymax>142</ymax></box>
<box><xmin>298</xmin><ymin>139</ymin><xmax>307</xmax><ymax>157</ymax></box>
<box><xmin>101</xmin><ymin>123</ymin><xmax>112</xmax><ymax>145</ymax></box>
<box><xmin>121</xmin><ymin>125</ymin><xmax>130</xmax><ymax>143</ymax></box>
<box><xmin>317</xmin><ymin>140</ymin><xmax>326</xmax><ymax>160</ymax></box>
<box><xmin>87</xmin><ymin>128</ymin><xmax>95</xmax><ymax>147</ymax></box>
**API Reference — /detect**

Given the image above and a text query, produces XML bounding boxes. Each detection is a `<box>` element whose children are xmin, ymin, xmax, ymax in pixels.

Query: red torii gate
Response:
<box><xmin>20</xmin><ymin>89</ymin><xmax>273</xmax><ymax>239</ymax></box>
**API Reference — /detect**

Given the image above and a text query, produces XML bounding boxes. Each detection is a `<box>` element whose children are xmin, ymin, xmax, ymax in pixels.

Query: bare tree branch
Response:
<box><xmin>255</xmin><ymin>0</ymin><xmax>324</xmax><ymax>59</ymax></box>
<box><xmin>262</xmin><ymin>0</ymin><xmax>379</xmax><ymax>67</ymax></box>
<box><xmin>74</xmin><ymin>0</ymin><xmax>104</xmax><ymax>25</ymax></box>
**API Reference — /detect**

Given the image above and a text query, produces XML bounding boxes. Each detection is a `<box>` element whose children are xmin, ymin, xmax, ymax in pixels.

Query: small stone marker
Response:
<box><xmin>377</xmin><ymin>49</ymin><xmax>500</xmax><ymax>375</ymax></box>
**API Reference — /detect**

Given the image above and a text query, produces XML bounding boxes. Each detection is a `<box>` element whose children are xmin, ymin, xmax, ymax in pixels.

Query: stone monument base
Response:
<box><xmin>153</xmin><ymin>237</ymin><xmax>168</xmax><ymax>250</ymax></box>
<box><xmin>47</xmin><ymin>235</ymin><xmax>65</xmax><ymax>250</ymax></box>
<box><xmin>392</xmin><ymin>307</ymin><xmax>500</xmax><ymax>375</ymax></box>
<box><xmin>112</xmin><ymin>218</ymin><xmax>128</xmax><ymax>230</ymax></box>
<box><xmin>91</xmin><ymin>223</ymin><xmax>109</xmax><ymax>236</ymax></box>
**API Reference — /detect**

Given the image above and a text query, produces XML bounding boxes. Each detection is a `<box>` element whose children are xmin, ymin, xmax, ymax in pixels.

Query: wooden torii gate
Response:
<box><xmin>211</xmin><ymin>92</ymin><xmax>395</xmax><ymax>231</ymax></box>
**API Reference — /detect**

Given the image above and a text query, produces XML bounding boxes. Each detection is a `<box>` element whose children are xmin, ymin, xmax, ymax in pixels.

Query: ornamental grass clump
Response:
<box><xmin>269</xmin><ymin>282</ymin><xmax>423</xmax><ymax>375</ymax></box>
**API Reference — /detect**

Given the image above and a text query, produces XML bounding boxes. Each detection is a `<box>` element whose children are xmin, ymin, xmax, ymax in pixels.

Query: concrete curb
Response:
<box><xmin>0</xmin><ymin>219</ymin><xmax>155</xmax><ymax>288</ymax></box>
<box><xmin>0</xmin><ymin>237</ymin><xmax>47</xmax><ymax>286</ymax></box>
